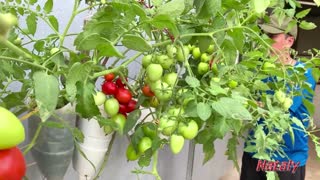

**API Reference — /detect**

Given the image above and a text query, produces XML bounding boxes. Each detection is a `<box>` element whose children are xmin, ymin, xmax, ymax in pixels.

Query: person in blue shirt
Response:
<box><xmin>240</xmin><ymin>14</ymin><xmax>317</xmax><ymax>180</ymax></box>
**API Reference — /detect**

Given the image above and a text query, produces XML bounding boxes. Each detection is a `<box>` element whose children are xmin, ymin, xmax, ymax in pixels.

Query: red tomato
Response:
<box><xmin>102</xmin><ymin>81</ymin><xmax>117</xmax><ymax>95</ymax></box>
<box><xmin>126</xmin><ymin>99</ymin><xmax>137</xmax><ymax>113</ymax></box>
<box><xmin>142</xmin><ymin>85</ymin><xmax>155</xmax><ymax>97</ymax></box>
<box><xmin>115</xmin><ymin>88</ymin><xmax>132</xmax><ymax>104</ymax></box>
<box><xmin>0</xmin><ymin>147</ymin><xmax>26</xmax><ymax>180</ymax></box>
<box><xmin>104</xmin><ymin>73</ymin><xmax>115</xmax><ymax>82</ymax></box>
<box><xmin>119</xmin><ymin>104</ymin><xmax>127</xmax><ymax>114</ymax></box>
<box><xmin>115</xmin><ymin>78</ymin><xmax>127</xmax><ymax>88</ymax></box>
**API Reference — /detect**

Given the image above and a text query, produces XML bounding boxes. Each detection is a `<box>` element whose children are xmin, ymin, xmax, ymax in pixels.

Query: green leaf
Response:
<box><xmin>44</xmin><ymin>0</ymin><xmax>53</xmax><ymax>14</ymax></box>
<box><xmin>197</xmin><ymin>102</ymin><xmax>212</xmax><ymax>121</ymax></box>
<box><xmin>252</xmin><ymin>0</ymin><xmax>270</xmax><ymax>13</ymax></box>
<box><xmin>228</xmin><ymin>29</ymin><xmax>244</xmax><ymax>53</ymax></box>
<box><xmin>196</xmin><ymin>0</ymin><xmax>221</xmax><ymax>19</ymax></box>
<box><xmin>314</xmin><ymin>0</ymin><xmax>320</xmax><ymax>6</ymax></box>
<box><xmin>48</xmin><ymin>15</ymin><xmax>59</xmax><ymax>32</ymax></box>
<box><xmin>195</xmin><ymin>129</ymin><xmax>212</xmax><ymax>144</ymax></box>
<box><xmin>75</xmin><ymin>82</ymin><xmax>100</xmax><ymax>119</ymax></box>
<box><xmin>225</xmin><ymin>135</ymin><xmax>239</xmax><ymax>171</ymax></box>
<box><xmin>2</xmin><ymin>92</ymin><xmax>26</xmax><ymax>109</ymax></box>
<box><xmin>299</xmin><ymin>20</ymin><xmax>317</xmax><ymax>30</ymax></box>
<box><xmin>66</xmin><ymin>62</ymin><xmax>92</xmax><ymax>102</ymax></box>
<box><xmin>296</xmin><ymin>9</ymin><xmax>311</xmax><ymax>19</ymax></box>
<box><xmin>221</xmin><ymin>38</ymin><xmax>237</xmax><ymax>65</ymax></box>
<box><xmin>123</xmin><ymin>109</ymin><xmax>142</xmax><ymax>134</ymax></box>
<box><xmin>211</xmin><ymin>117</ymin><xmax>229</xmax><ymax>139</ymax></box>
<box><xmin>185</xmin><ymin>100</ymin><xmax>199</xmax><ymax>117</ymax></box>
<box><xmin>157</xmin><ymin>0</ymin><xmax>185</xmax><ymax>18</ymax></box>
<box><xmin>26</xmin><ymin>13</ymin><xmax>37</xmax><ymax>35</ymax></box>
<box><xmin>185</xmin><ymin>76</ymin><xmax>200</xmax><ymax>88</ymax></box>
<box><xmin>202</xmin><ymin>142</ymin><xmax>215</xmax><ymax>165</ymax></box>
<box><xmin>34</xmin><ymin>40</ymin><xmax>45</xmax><ymax>52</ymax></box>
<box><xmin>33</xmin><ymin>71</ymin><xmax>59</xmax><ymax>122</ymax></box>
<box><xmin>29</xmin><ymin>0</ymin><xmax>37</xmax><ymax>5</ymax></box>
<box><xmin>122</xmin><ymin>34</ymin><xmax>152</xmax><ymax>52</ymax></box>
<box><xmin>75</xmin><ymin>34</ymin><xmax>123</xmax><ymax>57</ymax></box>
<box><xmin>150</xmin><ymin>14</ymin><xmax>179</xmax><ymax>37</ymax></box>
<box><xmin>302</xmin><ymin>99</ymin><xmax>315</xmax><ymax>117</ymax></box>
<box><xmin>208</xmin><ymin>83</ymin><xmax>228</xmax><ymax>95</ymax></box>
<box><xmin>211</xmin><ymin>97</ymin><xmax>252</xmax><ymax>120</ymax></box>
<box><xmin>138</xmin><ymin>149</ymin><xmax>152</xmax><ymax>167</ymax></box>
<box><xmin>198</xmin><ymin>36</ymin><xmax>212</xmax><ymax>53</ymax></box>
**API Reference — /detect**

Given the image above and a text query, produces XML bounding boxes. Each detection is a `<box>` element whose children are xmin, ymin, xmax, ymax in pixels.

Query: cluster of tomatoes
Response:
<box><xmin>0</xmin><ymin>107</ymin><xmax>26</xmax><ymax>180</ymax></box>
<box><xmin>93</xmin><ymin>73</ymin><xmax>139</xmax><ymax>134</ymax></box>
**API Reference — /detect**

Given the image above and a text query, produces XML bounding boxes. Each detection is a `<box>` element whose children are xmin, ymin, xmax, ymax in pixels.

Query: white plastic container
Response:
<box><xmin>72</xmin><ymin>115</ymin><xmax>113</xmax><ymax>180</ymax></box>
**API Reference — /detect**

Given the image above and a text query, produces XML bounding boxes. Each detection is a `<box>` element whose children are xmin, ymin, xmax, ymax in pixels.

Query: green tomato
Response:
<box><xmin>262</xmin><ymin>62</ymin><xmax>276</xmax><ymax>70</ymax></box>
<box><xmin>166</xmin><ymin>44</ymin><xmax>177</xmax><ymax>58</ymax></box>
<box><xmin>178</xmin><ymin>120</ymin><xmax>199</xmax><ymax>140</ymax></box>
<box><xmin>138</xmin><ymin>137</ymin><xmax>152</xmax><ymax>154</ymax></box>
<box><xmin>50</xmin><ymin>48</ymin><xmax>60</xmax><ymax>55</ymax></box>
<box><xmin>197</xmin><ymin>62</ymin><xmax>209</xmax><ymax>75</ymax></box>
<box><xmin>142</xmin><ymin>123</ymin><xmax>157</xmax><ymax>139</ymax></box>
<box><xmin>126</xmin><ymin>143</ymin><xmax>140</xmax><ymax>161</ymax></box>
<box><xmin>111</xmin><ymin>114</ymin><xmax>126</xmax><ymax>134</ymax></box>
<box><xmin>188</xmin><ymin>44</ymin><xmax>195</xmax><ymax>51</ymax></box>
<box><xmin>282</xmin><ymin>98</ymin><xmax>293</xmax><ymax>110</ymax></box>
<box><xmin>192</xmin><ymin>47</ymin><xmax>201</xmax><ymax>59</ymax></box>
<box><xmin>101</xmin><ymin>0</ymin><xmax>106</xmax><ymax>4</ymax></box>
<box><xmin>200</xmin><ymin>53</ymin><xmax>210</xmax><ymax>62</ymax></box>
<box><xmin>170</xmin><ymin>134</ymin><xmax>185</xmax><ymax>154</ymax></box>
<box><xmin>163</xmin><ymin>72</ymin><xmax>178</xmax><ymax>87</ymax></box>
<box><xmin>274</xmin><ymin>90</ymin><xmax>286</xmax><ymax>103</ymax></box>
<box><xmin>0</xmin><ymin>107</ymin><xmax>25</xmax><ymax>149</ymax></box>
<box><xmin>211</xmin><ymin>63</ymin><xmax>219</xmax><ymax>75</ymax></box>
<box><xmin>93</xmin><ymin>91</ymin><xmax>106</xmax><ymax>106</ymax></box>
<box><xmin>13</xmin><ymin>38</ymin><xmax>22</xmax><ymax>46</ymax></box>
<box><xmin>157</xmin><ymin>55</ymin><xmax>174</xmax><ymax>69</ymax></box>
<box><xmin>142</xmin><ymin>55</ymin><xmax>153</xmax><ymax>68</ymax></box>
<box><xmin>168</xmin><ymin>107</ymin><xmax>185</xmax><ymax>117</ymax></box>
<box><xmin>206</xmin><ymin>44</ymin><xmax>214</xmax><ymax>54</ymax></box>
<box><xmin>153</xmin><ymin>81</ymin><xmax>173</xmax><ymax>101</ymax></box>
<box><xmin>149</xmin><ymin>96</ymin><xmax>160</xmax><ymax>108</ymax></box>
<box><xmin>176</xmin><ymin>46</ymin><xmax>190</xmax><ymax>62</ymax></box>
<box><xmin>0</xmin><ymin>13</ymin><xmax>18</xmax><ymax>35</ymax></box>
<box><xmin>211</xmin><ymin>77</ymin><xmax>220</xmax><ymax>83</ymax></box>
<box><xmin>228</xmin><ymin>80</ymin><xmax>238</xmax><ymax>89</ymax></box>
<box><xmin>146</xmin><ymin>64</ymin><xmax>163</xmax><ymax>82</ymax></box>
<box><xmin>104</xmin><ymin>98</ymin><xmax>120</xmax><ymax>117</ymax></box>
<box><xmin>159</xmin><ymin>116</ymin><xmax>178</xmax><ymax>136</ymax></box>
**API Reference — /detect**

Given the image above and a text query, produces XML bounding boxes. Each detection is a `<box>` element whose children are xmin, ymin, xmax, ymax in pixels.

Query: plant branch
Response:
<box><xmin>23</xmin><ymin>123</ymin><xmax>42</xmax><ymax>155</ymax></box>
<box><xmin>19</xmin><ymin>108</ymin><xmax>39</xmax><ymax>121</ymax></box>
<box><xmin>0</xmin><ymin>36</ymin><xmax>33</xmax><ymax>59</ymax></box>
<box><xmin>60</xmin><ymin>0</ymin><xmax>79</xmax><ymax>46</ymax></box>
<box><xmin>0</xmin><ymin>56</ymin><xmax>53</xmax><ymax>73</ymax></box>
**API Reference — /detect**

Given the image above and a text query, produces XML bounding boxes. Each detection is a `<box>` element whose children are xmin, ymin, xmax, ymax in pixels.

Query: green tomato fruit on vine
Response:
<box><xmin>211</xmin><ymin>63</ymin><xmax>218</xmax><ymax>75</ymax></box>
<box><xmin>168</xmin><ymin>107</ymin><xmax>185</xmax><ymax>117</ymax></box>
<box><xmin>142</xmin><ymin>123</ymin><xmax>157</xmax><ymax>139</ymax></box>
<box><xmin>0</xmin><ymin>13</ymin><xmax>18</xmax><ymax>35</ymax></box>
<box><xmin>13</xmin><ymin>38</ymin><xmax>22</xmax><ymax>46</ymax></box>
<box><xmin>187</xmin><ymin>44</ymin><xmax>195</xmax><ymax>51</ymax></box>
<box><xmin>104</xmin><ymin>98</ymin><xmax>120</xmax><ymax>117</ymax></box>
<box><xmin>262</xmin><ymin>62</ymin><xmax>276</xmax><ymax>70</ymax></box>
<box><xmin>178</xmin><ymin>120</ymin><xmax>199</xmax><ymax>140</ymax></box>
<box><xmin>159</xmin><ymin>56</ymin><xmax>174</xmax><ymax>69</ymax></box>
<box><xmin>163</xmin><ymin>72</ymin><xmax>178</xmax><ymax>87</ymax></box>
<box><xmin>153</xmin><ymin>81</ymin><xmax>173</xmax><ymax>101</ymax></box>
<box><xmin>142</xmin><ymin>55</ymin><xmax>153</xmax><ymax>68</ymax></box>
<box><xmin>146</xmin><ymin>64</ymin><xmax>163</xmax><ymax>82</ymax></box>
<box><xmin>150</xmin><ymin>96</ymin><xmax>160</xmax><ymax>108</ymax></box>
<box><xmin>159</xmin><ymin>116</ymin><xmax>178</xmax><ymax>136</ymax></box>
<box><xmin>0</xmin><ymin>107</ymin><xmax>25</xmax><ymax>150</ymax></box>
<box><xmin>176</xmin><ymin>46</ymin><xmax>190</xmax><ymax>62</ymax></box>
<box><xmin>170</xmin><ymin>134</ymin><xmax>185</xmax><ymax>154</ymax></box>
<box><xmin>138</xmin><ymin>137</ymin><xmax>152</xmax><ymax>154</ymax></box>
<box><xmin>206</xmin><ymin>44</ymin><xmax>214</xmax><ymax>54</ymax></box>
<box><xmin>111</xmin><ymin>114</ymin><xmax>126</xmax><ymax>134</ymax></box>
<box><xmin>228</xmin><ymin>80</ymin><xmax>238</xmax><ymax>89</ymax></box>
<box><xmin>93</xmin><ymin>91</ymin><xmax>106</xmax><ymax>106</ymax></box>
<box><xmin>211</xmin><ymin>77</ymin><xmax>220</xmax><ymax>83</ymax></box>
<box><xmin>192</xmin><ymin>47</ymin><xmax>201</xmax><ymax>59</ymax></box>
<box><xmin>282</xmin><ymin>98</ymin><xmax>293</xmax><ymax>110</ymax></box>
<box><xmin>197</xmin><ymin>62</ymin><xmax>209</xmax><ymax>75</ymax></box>
<box><xmin>200</xmin><ymin>53</ymin><xmax>210</xmax><ymax>62</ymax></box>
<box><xmin>274</xmin><ymin>90</ymin><xmax>286</xmax><ymax>103</ymax></box>
<box><xmin>50</xmin><ymin>48</ymin><xmax>60</xmax><ymax>55</ymax></box>
<box><xmin>166</xmin><ymin>44</ymin><xmax>177</xmax><ymax>58</ymax></box>
<box><xmin>126</xmin><ymin>143</ymin><xmax>140</xmax><ymax>161</ymax></box>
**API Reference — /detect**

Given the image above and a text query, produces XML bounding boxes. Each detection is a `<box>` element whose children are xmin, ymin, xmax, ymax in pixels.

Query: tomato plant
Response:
<box><xmin>1</xmin><ymin>0</ymin><xmax>320</xmax><ymax>180</ymax></box>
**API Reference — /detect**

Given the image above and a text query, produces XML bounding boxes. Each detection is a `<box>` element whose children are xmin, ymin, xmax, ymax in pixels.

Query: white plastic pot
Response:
<box><xmin>72</xmin><ymin>114</ymin><xmax>113</xmax><ymax>180</ymax></box>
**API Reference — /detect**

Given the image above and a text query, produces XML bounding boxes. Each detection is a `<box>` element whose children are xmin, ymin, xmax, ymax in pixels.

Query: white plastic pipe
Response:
<box><xmin>72</xmin><ymin>107</ymin><xmax>113</xmax><ymax>180</ymax></box>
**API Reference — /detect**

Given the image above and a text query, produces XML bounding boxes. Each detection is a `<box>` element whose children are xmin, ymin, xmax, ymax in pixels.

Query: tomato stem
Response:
<box><xmin>0</xmin><ymin>56</ymin><xmax>53</xmax><ymax>73</ymax></box>
<box><xmin>0</xmin><ymin>36</ymin><xmax>33</xmax><ymax>59</ymax></box>
<box><xmin>152</xmin><ymin>150</ymin><xmax>162</xmax><ymax>180</ymax></box>
<box><xmin>19</xmin><ymin>108</ymin><xmax>39</xmax><ymax>121</ymax></box>
<box><xmin>60</xmin><ymin>0</ymin><xmax>79</xmax><ymax>47</ymax></box>
<box><xmin>23</xmin><ymin>123</ymin><xmax>42</xmax><ymax>155</ymax></box>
